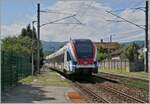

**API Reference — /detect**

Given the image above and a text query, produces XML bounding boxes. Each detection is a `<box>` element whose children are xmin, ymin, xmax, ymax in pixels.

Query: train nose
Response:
<box><xmin>78</xmin><ymin>58</ymin><xmax>94</xmax><ymax>65</ymax></box>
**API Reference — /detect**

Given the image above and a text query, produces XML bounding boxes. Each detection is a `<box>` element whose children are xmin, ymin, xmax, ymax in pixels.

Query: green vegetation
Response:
<box><xmin>123</xmin><ymin>43</ymin><xmax>139</xmax><ymax>62</ymax></box>
<box><xmin>19</xmin><ymin>70</ymin><xmax>70</xmax><ymax>87</ymax></box>
<box><xmin>124</xmin><ymin>80</ymin><xmax>149</xmax><ymax>91</ymax></box>
<box><xmin>99</xmin><ymin>69</ymin><xmax>148</xmax><ymax>80</ymax></box>
<box><xmin>2</xmin><ymin>36</ymin><xmax>33</xmax><ymax>55</ymax></box>
<box><xmin>99</xmin><ymin>69</ymin><xmax>149</xmax><ymax>91</ymax></box>
<box><xmin>97</xmin><ymin>48</ymin><xmax>107</xmax><ymax>61</ymax></box>
<box><xmin>2</xmin><ymin>24</ymin><xmax>44</xmax><ymax>73</ymax></box>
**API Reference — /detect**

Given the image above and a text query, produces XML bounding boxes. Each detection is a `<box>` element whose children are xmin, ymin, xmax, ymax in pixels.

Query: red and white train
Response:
<box><xmin>46</xmin><ymin>39</ymin><xmax>98</xmax><ymax>75</ymax></box>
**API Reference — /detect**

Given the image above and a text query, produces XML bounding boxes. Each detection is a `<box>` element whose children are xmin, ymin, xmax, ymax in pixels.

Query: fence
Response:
<box><xmin>1</xmin><ymin>51</ymin><xmax>32</xmax><ymax>91</ymax></box>
<box><xmin>100</xmin><ymin>59</ymin><xmax>144</xmax><ymax>72</ymax></box>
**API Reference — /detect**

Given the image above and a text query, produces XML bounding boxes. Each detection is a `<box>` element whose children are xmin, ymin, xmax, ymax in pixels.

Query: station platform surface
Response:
<box><xmin>2</xmin><ymin>69</ymin><xmax>86</xmax><ymax>103</ymax></box>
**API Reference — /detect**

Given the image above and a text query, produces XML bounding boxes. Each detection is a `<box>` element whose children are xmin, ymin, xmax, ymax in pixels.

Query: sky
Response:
<box><xmin>1</xmin><ymin>0</ymin><xmax>150</xmax><ymax>42</ymax></box>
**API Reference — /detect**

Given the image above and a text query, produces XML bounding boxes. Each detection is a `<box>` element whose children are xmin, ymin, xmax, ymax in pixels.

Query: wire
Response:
<box><xmin>117</xmin><ymin>35</ymin><xmax>144</xmax><ymax>42</ymax></box>
<box><xmin>40</xmin><ymin>14</ymin><xmax>84</xmax><ymax>28</ymax></box>
<box><xmin>111</xmin><ymin>7</ymin><xmax>145</xmax><ymax>13</ymax></box>
<box><xmin>66</xmin><ymin>0</ymin><xmax>95</xmax><ymax>35</ymax></box>
<box><xmin>40</xmin><ymin>10</ymin><xmax>75</xmax><ymax>15</ymax></box>
<box><xmin>101</xmin><ymin>29</ymin><xmax>143</xmax><ymax>40</ymax></box>
<box><xmin>106</xmin><ymin>11</ymin><xmax>145</xmax><ymax>30</ymax></box>
<box><xmin>32</xmin><ymin>0</ymin><xmax>37</xmax><ymax>12</ymax></box>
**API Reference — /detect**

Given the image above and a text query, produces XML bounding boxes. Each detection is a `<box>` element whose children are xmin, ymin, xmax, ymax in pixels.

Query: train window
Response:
<box><xmin>75</xmin><ymin>40</ymin><xmax>93</xmax><ymax>58</ymax></box>
<box><xmin>67</xmin><ymin>52</ymin><xmax>71</xmax><ymax>61</ymax></box>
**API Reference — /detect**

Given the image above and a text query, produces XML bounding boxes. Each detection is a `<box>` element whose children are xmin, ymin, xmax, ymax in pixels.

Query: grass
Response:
<box><xmin>124</xmin><ymin>79</ymin><xmax>149</xmax><ymax>91</ymax></box>
<box><xmin>99</xmin><ymin>69</ymin><xmax>149</xmax><ymax>80</ymax></box>
<box><xmin>99</xmin><ymin>69</ymin><xmax>149</xmax><ymax>91</ymax></box>
<box><xmin>19</xmin><ymin>70</ymin><xmax>70</xmax><ymax>87</ymax></box>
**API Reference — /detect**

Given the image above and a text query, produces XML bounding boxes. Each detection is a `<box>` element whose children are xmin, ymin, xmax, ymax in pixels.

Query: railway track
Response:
<box><xmin>74</xmin><ymin>82</ymin><xmax>109</xmax><ymax>103</ymax></box>
<box><xmin>88</xmin><ymin>74</ymin><xmax>146</xmax><ymax>103</ymax></box>
<box><xmin>49</xmin><ymin>67</ymin><xmax>147</xmax><ymax>103</ymax></box>
<box><xmin>96</xmin><ymin>84</ymin><xmax>146</xmax><ymax>103</ymax></box>
<box><xmin>93</xmin><ymin>74</ymin><xmax>120</xmax><ymax>83</ymax></box>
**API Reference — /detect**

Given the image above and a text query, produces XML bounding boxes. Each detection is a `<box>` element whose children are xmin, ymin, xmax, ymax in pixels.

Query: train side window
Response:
<box><xmin>67</xmin><ymin>52</ymin><xmax>71</xmax><ymax>61</ymax></box>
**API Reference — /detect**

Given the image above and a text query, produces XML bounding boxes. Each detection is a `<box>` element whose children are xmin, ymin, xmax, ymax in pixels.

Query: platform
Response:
<box><xmin>2</xmin><ymin>69</ymin><xmax>86</xmax><ymax>103</ymax></box>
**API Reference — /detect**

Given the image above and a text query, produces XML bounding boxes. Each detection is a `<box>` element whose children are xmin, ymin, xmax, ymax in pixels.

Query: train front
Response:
<box><xmin>69</xmin><ymin>39</ymin><xmax>98</xmax><ymax>75</ymax></box>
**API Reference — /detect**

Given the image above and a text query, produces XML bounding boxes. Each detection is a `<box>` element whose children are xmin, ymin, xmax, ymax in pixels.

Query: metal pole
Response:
<box><xmin>37</xmin><ymin>3</ymin><xmax>40</xmax><ymax>74</ymax></box>
<box><xmin>145</xmin><ymin>1</ymin><xmax>149</xmax><ymax>72</ymax></box>
<box><xmin>110</xmin><ymin>35</ymin><xmax>112</xmax><ymax>42</ymax></box>
<box><xmin>32</xmin><ymin>22</ymin><xmax>35</xmax><ymax>76</ymax></box>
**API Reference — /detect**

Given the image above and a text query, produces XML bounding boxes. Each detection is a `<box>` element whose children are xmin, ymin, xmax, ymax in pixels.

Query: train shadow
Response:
<box><xmin>49</xmin><ymin>68</ymin><xmax>107</xmax><ymax>84</ymax></box>
<box><xmin>67</xmin><ymin>74</ymin><xmax>107</xmax><ymax>84</ymax></box>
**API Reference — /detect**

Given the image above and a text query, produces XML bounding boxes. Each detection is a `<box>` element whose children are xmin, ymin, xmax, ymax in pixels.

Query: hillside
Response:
<box><xmin>41</xmin><ymin>41</ymin><xmax>67</xmax><ymax>56</ymax></box>
<box><xmin>121</xmin><ymin>40</ymin><xmax>144</xmax><ymax>48</ymax></box>
<box><xmin>41</xmin><ymin>40</ymin><xmax>145</xmax><ymax>56</ymax></box>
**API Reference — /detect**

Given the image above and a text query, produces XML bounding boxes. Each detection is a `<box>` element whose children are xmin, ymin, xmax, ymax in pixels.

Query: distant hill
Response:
<box><xmin>121</xmin><ymin>40</ymin><xmax>144</xmax><ymax>48</ymax></box>
<box><xmin>41</xmin><ymin>40</ymin><xmax>145</xmax><ymax>56</ymax></box>
<box><xmin>41</xmin><ymin>41</ymin><xmax>67</xmax><ymax>56</ymax></box>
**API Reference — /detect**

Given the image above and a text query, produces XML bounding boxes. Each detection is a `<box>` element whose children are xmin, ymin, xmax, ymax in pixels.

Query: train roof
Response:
<box><xmin>45</xmin><ymin>45</ymin><xmax>67</xmax><ymax>59</ymax></box>
<box><xmin>46</xmin><ymin>39</ymin><xmax>93</xmax><ymax>60</ymax></box>
<box><xmin>71</xmin><ymin>39</ymin><xmax>92</xmax><ymax>42</ymax></box>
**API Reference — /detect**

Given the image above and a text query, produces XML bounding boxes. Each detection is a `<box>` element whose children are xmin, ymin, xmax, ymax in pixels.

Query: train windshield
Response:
<box><xmin>75</xmin><ymin>40</ymin><xmax>93</xmax><ymax>58</ymax></box>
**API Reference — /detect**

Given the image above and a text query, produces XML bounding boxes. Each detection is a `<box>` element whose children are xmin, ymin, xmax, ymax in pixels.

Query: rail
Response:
<box><xmin>97</xmin><ymin>84</ymin><xmax>146</xmax><ymax>103</ymax></box>
<box><xmin>74</xmin><ymin>82</ymin><xmax>109</xmax><ymax>103</ymax></box>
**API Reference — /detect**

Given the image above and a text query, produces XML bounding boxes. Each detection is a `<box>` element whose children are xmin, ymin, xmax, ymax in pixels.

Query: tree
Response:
<box><xmin>20</xmin><ymin>24</ymin><xmax>43</xmax><ymax>71</ymax></box>
<box><xmin>124</xmin><ymin>43</ymin><xmax>139</xmax><ymax>62</ymax></box>
<box><xmin>97</xmin><ymin>48</ymin><xmax>107</xmax><ymax>61</ymax></box>
<box><xmin>20</xmin><ymin>24</ymin><xmax>37</xmax><ymax>39</ymax></box>
<box><xmin>2</xmin><ymin>24</ymin><xmax>44</xmax><ymax>73</ymax></box>
<box><xmin>2</xmin><ymin>36</ymin><xmax>32</xmax><ymax>55</ymax></box>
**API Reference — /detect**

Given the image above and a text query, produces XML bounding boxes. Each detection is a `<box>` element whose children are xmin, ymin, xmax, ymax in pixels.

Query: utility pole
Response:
<box><xmin>145</xmin><ymin>0</ymin><xmax>149</xmax><ymax>72</ymax></box>
<box><xmin>110</xmin><ymin>35</ymin><xmax>112</xmax><ymax>42</ymax></box>
<box><xmin>32</xmin><ymin>21</ymin><xmax>35</xmax><ymax>76</ymax></box>
<box><xmin>32</xmin><ymin>21</ymin><xmax>37</xmax><ymax>76</ymax></box>
<box><xmin>37</xmin><ymin>3</ymin><xmax>40</xmax><ymax>74</ymax></box>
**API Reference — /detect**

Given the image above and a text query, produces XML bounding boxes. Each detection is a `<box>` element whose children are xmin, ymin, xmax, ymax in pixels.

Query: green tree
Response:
<box><xmin>124</xmin><ymin>43</ymin><xmax>139</xmax><ymax>62</ymax></box>
<box><xmin>2</xmin><ymin>36</ymin><xmax>32</xmax><ymax>55</ymax></box>
<box><xmin>97</xmin><ymin>48</ymin><xmax>107</xmax><ymax>61</ymax></box>
<box><xmin>20</xmin><ymin>24</ymin><xmax>33</xmax><ymax>38</ymax></box>
<box><xmin>20</xmin><ymin>24</ymin><xmax>44</xmax><ymax>70</ymax></box>
<box><xmin>2</xmin><ymin>24</ymin><xmax>44</xmax><ymax>73</ymax></box>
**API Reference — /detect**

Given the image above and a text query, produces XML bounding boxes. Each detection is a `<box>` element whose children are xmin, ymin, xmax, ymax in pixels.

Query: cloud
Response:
<box><xmin>39</xmin><ymin>0</ymin><xmax>146</xmax><ymax>42</ymax></box>
<box><xmin>110</xmin><ymin>8</ymin><xmax>147</xmax><ymax>42</ymax></box>
<box><xmin>1</xmin><ymin>0</ymin><xmax>147</xmax><ymax>42</ymax></box>
<box><xmin>39</xmin><ymin>0</ymin><xmax>115</xmax><ymax>42</ymax></box>
<box><xmin>1</xmin><ymin>23</ymin><xmax>26</xmax><ymax>38</ymax></box>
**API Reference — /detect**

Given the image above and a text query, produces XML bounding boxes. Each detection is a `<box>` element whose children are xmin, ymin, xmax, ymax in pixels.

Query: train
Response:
<box><xmin>46</xmin><ymin>39</ymin><xmax>98</xmax><ymax>75</ymax></box>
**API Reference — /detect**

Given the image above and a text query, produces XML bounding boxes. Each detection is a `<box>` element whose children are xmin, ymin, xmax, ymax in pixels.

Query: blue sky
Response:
<box><xmin>1</xmin><ymin>0</ymin><xmax>147</xmax><ymax>42</ymax></box>
<box><xmin>1</xmin><ymin>0</ymin><xmax>144</xmax><ymax>25</ymax></box>
<box><xmin>1</xmin><ymin>0</ymin><xmax>56</xmax><ymax>25</ymax></box>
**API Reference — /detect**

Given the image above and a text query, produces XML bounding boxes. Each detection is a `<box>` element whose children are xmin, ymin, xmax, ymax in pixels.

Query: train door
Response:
<box><xmin>64</xmin><ymin>51</ymin><xmax>68</xmax><ymax>70</ymax></box>
<box><xmin>64</xmin><ymin>51</ymin><xmax>72</xmax><ymax>73</ymax></box>
<box><xmin>67</xmin><ymin>51</ymin><xmax>72</xmax><ymax>71</ymax></box>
